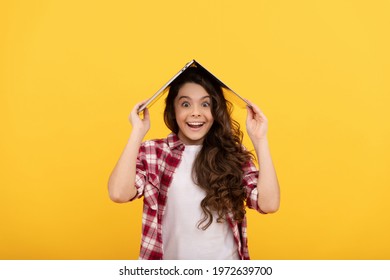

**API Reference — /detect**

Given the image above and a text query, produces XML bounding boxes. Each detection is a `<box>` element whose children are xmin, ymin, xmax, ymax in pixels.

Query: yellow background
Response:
<box><xmin>1</xmin><ymin>0</ymin><xmax>389</xmax><ymax>259</ymax></box>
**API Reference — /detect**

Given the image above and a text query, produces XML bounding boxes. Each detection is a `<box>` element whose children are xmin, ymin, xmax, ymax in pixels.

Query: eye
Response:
<box><xmin>181</xmin><ymin>101</ymin><xmax>190</xmax><ymax>107</ymax></box>
<box><xmin>201</xmin><ymin>101</ymin><xmax>211</xmax><ymax>107</ymax></box>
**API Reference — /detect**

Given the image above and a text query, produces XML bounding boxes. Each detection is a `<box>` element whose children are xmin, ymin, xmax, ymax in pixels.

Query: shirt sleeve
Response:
<box><xmin>130</xmin><ymin>141</ymin><xmax>160</xmax><ymax>211</ymax></box>
<box><xmin>130</xmin><ymin>143</ymin><xmax>147</xmax><ymax>201</ymax></box>
<box><xmin>242</xmin><ymin>159</ymin><xmax>266</xmax><ymax>214</ymax></box>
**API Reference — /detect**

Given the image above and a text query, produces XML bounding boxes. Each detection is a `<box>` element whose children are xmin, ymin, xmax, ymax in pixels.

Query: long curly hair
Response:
<box><xmin>164</xmin><ymin>66</ymin><xmax>254</xmax><ymax>230</ymax></box>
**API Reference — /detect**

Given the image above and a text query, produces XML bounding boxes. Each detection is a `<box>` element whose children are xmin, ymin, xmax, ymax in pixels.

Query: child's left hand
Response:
<box><xmin>245</xmin><ymin>100</ymin><xmax>268</xmax><ymax>143</ymax></box>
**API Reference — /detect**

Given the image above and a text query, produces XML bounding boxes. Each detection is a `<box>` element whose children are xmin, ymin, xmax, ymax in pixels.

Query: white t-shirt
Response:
<box><xmin>162</xmin><ymin>145</ymin><xmax>239</xmax><ymax>260</ymax></box>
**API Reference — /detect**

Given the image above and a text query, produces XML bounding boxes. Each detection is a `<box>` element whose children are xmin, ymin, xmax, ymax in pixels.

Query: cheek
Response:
<box><xmin>173</xmin><ymin>105</ymin><xmax>181</xmax><ymax>117</ymax></box>
<box><xmin>174</xmin><ymin>108</ymin><xmax>186</xmax><ymax>122</ymax></box>
<box><xmin>206</xmin><ymin>109</ymin><xmax>214</xmax><ymax>121</ymax></box>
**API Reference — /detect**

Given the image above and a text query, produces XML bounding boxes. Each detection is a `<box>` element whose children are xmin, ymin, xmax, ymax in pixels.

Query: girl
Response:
<box><xmin>108</xmin><ymin>66</ymin><xmax>280</xmax><ymax>260</ymax></box>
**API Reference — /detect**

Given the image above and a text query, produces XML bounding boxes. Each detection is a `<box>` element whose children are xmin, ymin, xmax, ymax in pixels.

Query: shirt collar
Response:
<box><xmin>167</xmin><ymin>133</ymin><xmax>185</xmax><ymax>150</ymax></box>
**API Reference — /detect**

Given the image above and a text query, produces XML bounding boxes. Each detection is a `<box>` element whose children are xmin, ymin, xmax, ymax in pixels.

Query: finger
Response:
<box><xmin>247</xmin><ymin>101</ymin><xmax>267</xmax><ymax>120</ymax></box>
<box><xmin>248</xmin><ymin>101</ymin><xmax>262</xmax><ymax>114</ymax></box>
<box><xmin>246</xmin><ymin>104</ymin><xmax>255</xmax><ymax>120</ymax></box>
<box><xmin>142</xmin><ymin>107</ymin><xmax>150</xmax><ymax>121</ymax></box>
<box><xmin>244</xmin><ymin>99</ymin><xmax>259</xmax><ymax>111</ymax></box>
<box><xmin>131</xmin><ymin>99</ymin><xmax>147</xmax><ymax>114</ymax></box>
<box><xmin>129</xmin><ymin>100</ymin><xmax>147</xmax><ymax>121</ymax></box>
<box><xmin>136</xmin><ymin>99</ymin><xmax>150</xmax><ymax>114</ymax></box>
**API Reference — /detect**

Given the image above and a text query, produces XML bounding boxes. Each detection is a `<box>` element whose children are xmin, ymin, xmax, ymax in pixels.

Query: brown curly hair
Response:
<box><xmin>164</xmin><ymin>66</ymin><xmax>253</xmax><ymax>230</ymax></box>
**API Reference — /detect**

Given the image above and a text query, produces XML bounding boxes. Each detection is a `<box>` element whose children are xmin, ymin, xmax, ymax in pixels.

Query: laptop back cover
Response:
<box><xmin>137</xmin><ymin>60</ymin><xmax>249</xmax><ymax>113</ymax></box>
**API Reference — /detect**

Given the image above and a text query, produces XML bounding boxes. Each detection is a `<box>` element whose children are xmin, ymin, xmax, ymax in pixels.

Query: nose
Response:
<box><xmin>191</xmin><ymin>105</ymin><xmax>201</xmax><ymax>117</ymax></box>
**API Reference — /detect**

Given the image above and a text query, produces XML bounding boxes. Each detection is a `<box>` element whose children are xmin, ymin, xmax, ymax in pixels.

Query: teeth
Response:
<box><xmin>188</xmin><ymin>122</ymin><xmax>204</xmax><ymax>126</ymax></box>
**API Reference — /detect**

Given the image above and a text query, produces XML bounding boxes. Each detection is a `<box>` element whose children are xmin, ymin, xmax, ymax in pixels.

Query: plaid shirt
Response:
<box><xmin>132</xmin><ymin>133</ymin><xmax>261</xmax><ymax>260</ymax></box>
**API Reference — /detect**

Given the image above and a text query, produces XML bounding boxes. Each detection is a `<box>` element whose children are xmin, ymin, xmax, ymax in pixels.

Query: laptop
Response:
<box><xmin>137</xmin><ymin>59</ymin><xmax>250</xmax><ymax>113</ymax></box>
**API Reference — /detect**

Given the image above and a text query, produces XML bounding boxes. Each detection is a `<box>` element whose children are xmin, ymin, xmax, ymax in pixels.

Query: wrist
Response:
<box><xmin>252</xmin><ymin>136</ymin><xmax>269</xmax><ymax>150</ymax></box>
<box><xmin>129</xmin><ymin>130</ymin><xmax>146</xmax><ymax>144</ymax></box>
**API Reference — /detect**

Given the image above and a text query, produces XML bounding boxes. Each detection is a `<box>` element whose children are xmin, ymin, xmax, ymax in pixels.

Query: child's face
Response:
<box><xmin>174</xmin><ymin>82</ymin><xmax>214</xmax><ymax>145</ymax></box>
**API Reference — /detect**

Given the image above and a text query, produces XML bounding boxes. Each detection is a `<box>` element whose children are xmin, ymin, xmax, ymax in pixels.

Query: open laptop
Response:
<box><xmin>137</xmin><ymin>59</ymin><xmax>250</xmax><ymax>113</ymax></box>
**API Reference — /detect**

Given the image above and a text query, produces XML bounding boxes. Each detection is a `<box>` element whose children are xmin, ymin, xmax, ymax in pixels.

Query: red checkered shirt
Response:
<box><xmin>132</xmin><ymin>133</ymin><xmax>261</xmax><ymax>260</ymax></box>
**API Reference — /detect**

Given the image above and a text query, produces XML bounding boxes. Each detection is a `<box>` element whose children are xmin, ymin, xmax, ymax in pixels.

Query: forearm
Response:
<box><xmin>254</xmin><ymin>138</ymin><xmax>280</xmax><ymax>213</ymax></box>
<box><xmin>108</xmin><ymin>131</ymin><xmax>144</xmax><ymax>203</ymax></box>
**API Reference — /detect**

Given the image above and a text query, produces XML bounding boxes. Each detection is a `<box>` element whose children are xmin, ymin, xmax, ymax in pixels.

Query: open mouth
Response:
<box><xmin>186</xmin><ymin>122</ymin><xmax>205</xmax><ymax>129</ymax></box>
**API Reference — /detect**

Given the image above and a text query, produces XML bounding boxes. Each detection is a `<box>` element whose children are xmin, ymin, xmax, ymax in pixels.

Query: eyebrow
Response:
<box><xmin>177</xmin><ymin>95</ymin><xmax>211</xmax><ymax>101</ymax></box>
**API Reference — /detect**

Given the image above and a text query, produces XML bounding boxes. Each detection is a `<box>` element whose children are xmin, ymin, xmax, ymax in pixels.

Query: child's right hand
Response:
<box><xmin>128</xmin><ymin>100</ymin><xmax>150</xmax><ymax>137</ymax></box>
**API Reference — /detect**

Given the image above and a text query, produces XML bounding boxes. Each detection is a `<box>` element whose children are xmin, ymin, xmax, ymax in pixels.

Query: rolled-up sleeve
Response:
<box><xmin>131</xmin><ymin>144</ymin><xmax>147</xmax><ymax>201</ymax></box>
<box><xmin>242</xmin><ymin>160</ymin><xmax>264</xmax><ymax>213</ymax></box>
<box><xmin>131</xmin><ymin>142</ymin><xmax>160</xmax><ymax>211</ymax></box>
